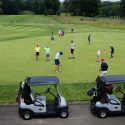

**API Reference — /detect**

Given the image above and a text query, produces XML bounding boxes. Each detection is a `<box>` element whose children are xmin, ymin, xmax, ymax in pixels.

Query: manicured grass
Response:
<box><xmin>0</xmin><ymin>15</ymin><xmax>125</xmax><ymax>102</ymax></box>
<box><xmin>0</xmin><ymin>83</ymin><xmax>93</xmax><ymax>103</ymax></box>
<box><xmin>0</xmin><ymin>83</ymin><xmax>125</xmax><ymax>103</ymax></box>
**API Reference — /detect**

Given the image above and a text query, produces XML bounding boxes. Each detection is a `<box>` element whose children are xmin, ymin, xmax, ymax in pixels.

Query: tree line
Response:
<box><xmin>0</xmin><ymin>0</ymin><xmax>60</xmax><ymax>15</ymax></box>
<box><xmin>0</xmin><ymin>0</ymin><xmax>125</xmax><ymax>17</ymax></box>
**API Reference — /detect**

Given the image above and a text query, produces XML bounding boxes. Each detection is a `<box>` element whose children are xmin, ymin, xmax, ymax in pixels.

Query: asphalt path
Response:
<box><xmin>0</xmin><ymin>104</ymin><xmax>125</xmax><ymax>125</ymax></box>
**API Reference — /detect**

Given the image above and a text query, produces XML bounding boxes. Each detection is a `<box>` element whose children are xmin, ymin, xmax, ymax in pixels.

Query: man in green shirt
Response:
<box><xmin>44</xmin><ymin>46</ymin><xmax>51</xmax><ymax>61</ymax></box>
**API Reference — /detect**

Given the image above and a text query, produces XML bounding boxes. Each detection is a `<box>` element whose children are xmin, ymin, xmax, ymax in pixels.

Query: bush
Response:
<box><xmin>56</xmin><ymin>10</ymin><xmax>61</xmax><ymax>16</ymax></box>
<box><xmin>47</xmin><ymin>9</ymin><xmax>54</xmax><ymax>15</ymax></box>
<box><xmin>43</xmin><ymin>9</ymin><xmax>48</xmax><ymax>16</ymax></box>
<box><xmin>0</xmin><ymin>8</ymin><xmax>3</xmax><ymax>14</ymax></box>
<box><xmin>22</xmin><ymin>11</ymin><xmax>34</xmax><ymax>15</ymax></box>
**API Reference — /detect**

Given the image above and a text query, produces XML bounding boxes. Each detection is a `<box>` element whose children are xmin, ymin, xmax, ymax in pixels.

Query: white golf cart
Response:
<box><xmin>87</xmin><ymin>75</ymin><xmax>125</xmax><ymax>118</ymax></box>
<box><xmin>16</xmin><ymin>76</ymin><xmax>69</xmax><ymax>120</ymax></box>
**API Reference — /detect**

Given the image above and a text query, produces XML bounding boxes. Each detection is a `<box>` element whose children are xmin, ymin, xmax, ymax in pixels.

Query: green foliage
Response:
<box><xmin>22</xmin><ymin>11</ymin><xmax>34</xmax><ymax>15</ymax></box>
<box><xmin>63</xmin><ymin>0</ymin><xmax>101</xmax><ymax>17</ymax></box>
<box><xmin>25</xmin><ymin>0</ymin><xmax>34</xmax><ymax>11</ymax></box>
<box><xmin>2</xmin><ymin>0</ymin><xmax>24</xmax><ymax>15</ymax></box>
<box><xmin>0</xmin><ymin>0</ymin><xmax>2</xmax><ymax>14</ymax></box>
<box><xmin>33</xmin><ymin>0</ymin><xmax>60</xmax><ymax>15</ymax></box>
<box><xmin>0</xmin><ymin>0</ymin><xmax>125</xmax><ymax>18</ymax></box>
<box><xmin>0</xmin><ymin>8</ymin><xmax>3</xmax><ymax>14</ymax></box>
<box><xmin>99</xmin><ymin>1</ymin><xmax>120</xmax><ymax>17</ymax></box>
<box><xmin>120</xmin><ymin>0</ymin><xmax>125</xmax><ymax>17</ymax></box>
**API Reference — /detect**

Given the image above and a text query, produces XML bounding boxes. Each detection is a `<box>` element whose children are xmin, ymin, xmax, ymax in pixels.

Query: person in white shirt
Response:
<box><xmin>58</xmin><ymin>29</ymin><xmax>61</xmax><ymax>37</ymax></box>
<box><xmin>54</xmin><ymin>51</ymin><xmax>63</xmax><ymax>72</ymax></box>
<box><xmin>96</xmin><ymin>48</ymin><xmax>100</xmax><ymax>62</ymax></box>
<box><xmin>69</xmin><ymin>40</ymin><xmax>75</xmax><ymax>59</ymax></box>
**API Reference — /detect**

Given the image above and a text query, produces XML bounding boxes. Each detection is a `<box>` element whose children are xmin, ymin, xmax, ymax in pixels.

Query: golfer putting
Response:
<box><xmin>53</xmin><ymin>51</ymin><xmax>63</xmax><ymax>73</ymax></box>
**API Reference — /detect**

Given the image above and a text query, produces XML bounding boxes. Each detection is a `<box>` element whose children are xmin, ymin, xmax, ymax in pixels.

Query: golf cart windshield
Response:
<box><xmin>24</xmin><ymin>76</ymin><xmax>61</xmax><ymax>100</ymax></box>
<box><xmin>25</xmin><ymin>76</ymin><xmax>59</xmax><ymax>86</ymax></box>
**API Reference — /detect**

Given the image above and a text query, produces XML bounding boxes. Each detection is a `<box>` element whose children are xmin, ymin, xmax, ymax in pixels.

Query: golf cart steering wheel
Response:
<box><xmin>44</xmin><ymin>88</ymin><xmax>50</xmax><ymax>94</ymax></box>
<box><xmin>35</xmin><ymin>93</ymin><xmax>41</xmax><ymax>96</ymax></box>
<box><xmin>116</xmin><ymin>86</ymin><xmax>121</xmax><ymax>92</ymax></box>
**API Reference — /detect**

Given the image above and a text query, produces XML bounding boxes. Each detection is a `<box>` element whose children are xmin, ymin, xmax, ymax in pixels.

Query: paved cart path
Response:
<box><xmin>0</xmin><ymin>104</ymin><xmax>125</xmax><ymax>125</ymax></box>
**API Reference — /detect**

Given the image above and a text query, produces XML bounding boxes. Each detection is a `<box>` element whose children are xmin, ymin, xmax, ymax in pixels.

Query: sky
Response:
<box><xmin>60</xmin><ymin>0</ymin><xmax>120</xmax><ymax>2</ymax></box>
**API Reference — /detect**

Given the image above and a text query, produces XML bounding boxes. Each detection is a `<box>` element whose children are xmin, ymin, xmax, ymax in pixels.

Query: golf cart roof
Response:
<box><xmin>25</xmin><ymin>76</ymin><xmax>59</xmax><ymax>85</ymax></box>
<box><xmin>97</xmin><ymin>75</ymin><xmax>125</xmax><ymax>85</ymax></box>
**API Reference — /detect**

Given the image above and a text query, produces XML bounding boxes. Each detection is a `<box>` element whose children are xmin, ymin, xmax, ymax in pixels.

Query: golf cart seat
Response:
<box><xmin>107</xmin><ymin>93</ymin><xmax>120</xmax><ymax>105</ymax></box>
<box><xmin>34</xmin><ymin>96</ymin><xmax>46</xmax><ymax>107</ymax></box>
<box><xmin>21</xmin><ymin>84</ymin><xmax>32</xmax><ymax>104</ymax></box>
<box><xmin>30</xmin><ymin>91</ymin><xmax>35</xmax><ymax>102</ymax></box>
<box><xmin>30</xmin><ymin>91</ymin><xmax>46</xmax><ymax>106</ymax></box>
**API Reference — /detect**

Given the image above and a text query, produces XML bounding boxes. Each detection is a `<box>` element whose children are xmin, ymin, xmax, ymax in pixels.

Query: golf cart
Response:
<box><xmin>87</xmin><ymin>75</ymin><xmax>125</xmax><ymax>118</ymax></box>
<box><xmin>16</xmin><ymin>76</ymin><xmax>69</xmax><ymax>120</ymax></box>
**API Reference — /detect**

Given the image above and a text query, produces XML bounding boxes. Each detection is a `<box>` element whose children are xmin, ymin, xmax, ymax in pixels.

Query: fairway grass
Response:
<box><xmin>0</xmin><ymin>15</ymin><xmax>125</xmax><ymax>85</ymax></box>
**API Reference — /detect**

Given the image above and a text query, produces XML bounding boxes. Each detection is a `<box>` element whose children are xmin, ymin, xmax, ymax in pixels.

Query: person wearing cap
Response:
<box><xmin>100</xmin><ymin>58</ymin><xmax>108</xmax><ymax>76</ymax></box>
<box><xmin>54</xmin><ymin>51</ymin><xmax>63</xmax><ymax>72</ymax></box>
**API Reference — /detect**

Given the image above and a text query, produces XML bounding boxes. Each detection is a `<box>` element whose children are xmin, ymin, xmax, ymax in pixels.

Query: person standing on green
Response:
<box><xmin>35</xmin><ymin>44</ymin><xmax>40</xmax><ymax>60</ymax></box>
<box><xmin>44</xmin><ymin>46</ymin><xmax>51</xmax><ymax>61</ymax></box>
<box><xmin>88</xmin><ymin>34</ymin><xmax>91</xmax><ymax>44</ymax></box>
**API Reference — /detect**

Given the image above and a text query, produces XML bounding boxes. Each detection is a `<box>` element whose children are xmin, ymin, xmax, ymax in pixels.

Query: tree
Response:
<box><xmin>120</xmin><ymin>0</ymin><xmax>125</xmax><ymax>17</ymax></box>
<box><xmin>84</xmin><ymin>0</ymin><xmax>101</xmax><ymax>17</ymax></box>
<box><xmin>63</xmin><ymin>0</ymin><xmax>100</xmax><ymax>17</ymax></box>
<box><xmin>99</xmin><ymin>1</ymin><xmax>120</xmax><ymax>17</ymax></box>
<box><xmin>25</xmin><ymin>0</ymin><xmax>34</xmax><ymax>11</ymax></box>
<box><xmin>33</xmin><ymin>0</ymin><xmax>60</xmax><ymax>15</ymax></box>
<box><xmin>0</xmin><ymin>0</ymin><xmax>3</xmax><ymax>14</ymax></box>
<box><xmin>2</xmin><ymin>0</ymin><xmax>24</xmax><ymax>14</ymax></box>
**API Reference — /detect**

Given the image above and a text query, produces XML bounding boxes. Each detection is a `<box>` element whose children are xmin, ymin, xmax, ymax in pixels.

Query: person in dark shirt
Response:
<box><xmin>109</xmin><ymin>45</ymin><xmax>114</xmax><ymax>58</ymax></box>
<box><xmin>100</xmin><ymin>58</ymin><xmax>108</xmax><ymax>76</ymax></box>
<box><xmin>71</xmin><ymin>28</ymin><xmax>74</xmax><ymax>33</ymax></box>
<box><xmin>51</xmin><ymin>32</ymin><xmax>55</xmax><ymax>43</ymax></box>
<box><xmin>88</xmin><ymin>34</ymin><xmax>91</xmax><ymax>44</ymax></box>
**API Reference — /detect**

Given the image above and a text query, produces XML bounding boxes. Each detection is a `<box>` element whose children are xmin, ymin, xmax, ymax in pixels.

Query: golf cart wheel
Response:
<box><xmin>59</xmin><ymin>109</ymin><xmax>69</xmax><ymax>118</ymax></box>
<box><xmin>22</xmin><ymin>111</ymin><xmax>33</xmax><ymax>120</ymax></box>
<box><xmin>98</xmin><ymin>110</ymin><xmax>108</xmax><ymax>118</ymax></box>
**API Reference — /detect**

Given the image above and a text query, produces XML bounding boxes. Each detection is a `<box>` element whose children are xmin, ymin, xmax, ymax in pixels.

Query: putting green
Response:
<box><xmin>0</xmin><ymin>15</ymin><xmax>125</xmax><ymax>84</ymax></box>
